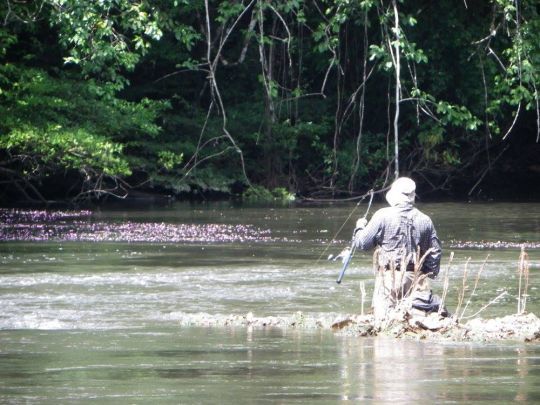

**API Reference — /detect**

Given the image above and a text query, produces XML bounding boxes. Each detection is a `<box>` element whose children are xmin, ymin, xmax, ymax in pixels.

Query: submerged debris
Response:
<box><xmin>174</xmin><ymin>311</ymin><xmax>338</xmax><ymax>329</ymax></box>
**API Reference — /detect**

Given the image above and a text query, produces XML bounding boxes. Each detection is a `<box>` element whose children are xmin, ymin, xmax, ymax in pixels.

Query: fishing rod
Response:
<box><xmin>335</xmin><ymin>244</ymin><xmax>357</xmax><ymax>284</ymax></box>
<box><xmin>332</xmin><ymin>189</ymin><xmax>374</xmax><ymax>284</ymax></box>
<box><xmin>316</xmin><ymin>189</ymin><xmax>374</xmax><ymax>265</ymax></box>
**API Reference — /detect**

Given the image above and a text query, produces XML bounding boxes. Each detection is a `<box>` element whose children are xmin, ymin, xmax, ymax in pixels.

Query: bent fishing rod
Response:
<box><xmin>316</xmin><ymin>189</ymin><xmax>375</xmax><ymax>264</ymax></box>
<box><xmin>333</xmin><ymin>189</ymin><xmax>374</xmax><ymax>284</ymax></box>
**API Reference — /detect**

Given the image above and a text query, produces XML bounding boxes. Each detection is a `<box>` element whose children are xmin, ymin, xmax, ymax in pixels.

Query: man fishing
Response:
<box><xmin>352</xmin><ymin>177</ymin><xmax>443</xmax><ymax>323</ymax></box>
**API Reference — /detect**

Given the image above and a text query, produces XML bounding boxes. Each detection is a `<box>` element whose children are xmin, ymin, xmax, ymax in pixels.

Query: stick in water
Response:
<box><xmin>360</xmin><ymin>281</ymin><xmax>366</xmax><ymax>315</ymax></box>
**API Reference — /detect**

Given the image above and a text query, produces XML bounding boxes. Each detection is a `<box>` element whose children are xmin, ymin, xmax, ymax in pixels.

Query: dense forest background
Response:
<box><xmin>0</xmin><ymin>0</ymin><xmax>538</xmax><ymax>205</ymax></box>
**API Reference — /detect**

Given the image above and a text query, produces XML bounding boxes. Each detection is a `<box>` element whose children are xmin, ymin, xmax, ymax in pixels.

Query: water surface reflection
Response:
<box><xmin>337</xmin><ymin>336</ymin><xmax>540</xmax><ymax>402</ymax></box>
<box><xmin>1</xmin><ymin>327</ymin><xmax>539</xmax><ymax>402</ymax></box>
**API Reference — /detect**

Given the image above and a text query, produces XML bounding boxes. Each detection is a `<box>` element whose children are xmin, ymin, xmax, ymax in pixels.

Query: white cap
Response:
<box><xmin>385</xmin><ymin>177</ymin><xmax>416</xmax><ymax>206</ymax></box>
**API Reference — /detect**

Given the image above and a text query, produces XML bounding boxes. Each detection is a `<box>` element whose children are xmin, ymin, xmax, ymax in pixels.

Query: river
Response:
<box><xmin>1</xmin><ymin>202</ymin><xmax>539</xmax><ymax>402</ymax></box>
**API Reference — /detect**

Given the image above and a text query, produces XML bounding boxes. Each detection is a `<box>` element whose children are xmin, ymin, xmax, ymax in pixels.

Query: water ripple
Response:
<box><xmin>0</xmin><ymin>209</ymin><xmax>275</xmax><ymax>244</ymax></box>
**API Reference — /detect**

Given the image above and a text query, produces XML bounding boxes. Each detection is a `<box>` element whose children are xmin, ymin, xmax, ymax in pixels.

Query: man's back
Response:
<box><xmin>355</xmin><ymin>205</ymin><xmax>442</xmax><ymax>276</ymax></box>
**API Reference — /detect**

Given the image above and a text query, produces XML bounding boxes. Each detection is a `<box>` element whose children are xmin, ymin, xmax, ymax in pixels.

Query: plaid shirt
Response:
<box><xmin>354</xmin><ymin>205</ymin><xmax>442</xmax><ymax>277</ymax></box>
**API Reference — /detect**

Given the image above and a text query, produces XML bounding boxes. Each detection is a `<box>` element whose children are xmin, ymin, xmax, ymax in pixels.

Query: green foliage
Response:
<box><xmin>48</xmin><ymin>0</ymin><xmax>199</xmax><ymax>84</ymax></box>
<box><xmin>242</xmin><ymin>185</ymin><xmax>295</xmax><ymax>203</ymax></box>
<box><xmin>158</xmin><ymin>150</ymin><xmax>184</xmax><ymax>171</ymax></box>
<box><xmin>435</xmin><ymin>101</ymin><xmax>481</xmax><ymax>131</ymax></box>
<box><xmin>0</xmin><ymin>64</ymin><xmax>165</xmax><ymax>191</ymax></box>
<box><xmin>485</xmin><ymin>0</ymin><xmax>540</xmax><ymax>137</ymax></box>
<box><xmin>217</xmin><ymin>2</ymin><xmax>245</xmax><ymax>23</ymax></box>
<box><xmin>0</xmin><ymin>31</ymin><xmax>17</xmax><ymax>59</ymax></box>
<box><xmin>1</xmin><ymin>126</ymin><xmax>131</xmax><ymax>176</ymax></box>
<box><xmin>50</xmin><ymin>1</ymin><xmax>154</xmax><ymax>80</ymax></box>
<box><xmin>416</xmin><ymin>125</ymin><xmax>462</xmax><ymax>167</ymax></box>
<box><xmin>272</xmin><ymin>187</ymin><xmax>296</xmax><ymax>202</ymax></box>
<box><xmin>0</xmin><ymin>65</ymin><xmax>165</xmax><ymax>139</ymax></box>
<box><xmin>0</xmin><ymin>0</ymin><xmax>538</xmax><ymax>203</ymax></box>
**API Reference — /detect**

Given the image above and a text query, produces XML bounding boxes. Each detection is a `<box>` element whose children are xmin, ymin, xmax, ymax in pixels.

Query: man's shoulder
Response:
<box><xmin>372</xmin><ymin>206</ymin><xmax>433</xmax><ymax>223</ymax></box>
<box><xmin>412</xmin><ymin>208</ymin><xmax>434</xmax><ymax>225</ymax></box>
<box><xmin>372</xmin><ymin>206</ymin><xmax>395</xmax><ymax>217</ymax></box>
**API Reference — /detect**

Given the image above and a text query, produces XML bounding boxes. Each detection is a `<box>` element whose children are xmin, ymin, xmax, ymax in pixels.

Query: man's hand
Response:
<box><xmin>332</xmin><ymin>247</ymin><xmax>351</xmax><ymax>264</ymax></box>
<box><xmin>354</xmin><ymin>218</ymin><xmax>368</xmax><ymax>234</ymax></box>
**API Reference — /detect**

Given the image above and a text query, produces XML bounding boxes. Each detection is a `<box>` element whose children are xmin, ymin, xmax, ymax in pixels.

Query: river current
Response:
<box><xmin>1</xmin><ymin>202</ymin><xmax>539</xmax><ymax>402</ymax></box>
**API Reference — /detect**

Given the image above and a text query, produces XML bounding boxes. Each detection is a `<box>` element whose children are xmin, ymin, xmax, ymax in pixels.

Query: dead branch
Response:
<box><xmin>460</xmin><ymin>254</ymin><xmax>490</xmax><ymax>320</ymax></box>
<box><xmin>460</xmin><ymin>291</ymin><xmax>508</xmax><ymax>320</ymax></box>
<box><xmin>455</xmin><ymin>257</ymin><xmax>471</xmax><ymax>317</ymax></box>
<box><xmin>438</xmin><ymin>251</ymin><xmax>454</xmax><ymax>316</ymax></box>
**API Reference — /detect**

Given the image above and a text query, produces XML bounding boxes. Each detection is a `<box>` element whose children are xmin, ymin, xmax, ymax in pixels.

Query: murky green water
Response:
<box><xmin>1</xmin><ymin>202</ymin><xmax>539</xmax><ymax>402</ymax></box>
<box><xmin>2</xmin><ymin>328</ymin><xmax>540</xmax><ymax>403</ymax></box>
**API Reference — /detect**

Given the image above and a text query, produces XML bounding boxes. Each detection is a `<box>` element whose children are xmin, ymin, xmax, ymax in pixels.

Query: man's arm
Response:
<box><xmin>353</xmin><ymin>210</ymin><xmax>382</xmax><ymax>250</ymax></box>
<box><xmin>422</xmin><ymin>225</ymin><xmax>442</xmax><ymax>277</ymax></box>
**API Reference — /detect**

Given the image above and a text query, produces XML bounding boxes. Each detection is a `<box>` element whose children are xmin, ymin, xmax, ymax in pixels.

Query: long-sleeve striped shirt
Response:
<box><xmin>354</xmin><ymin>205</ymin><xmax>442</xmax><ymax>277</ymax></box>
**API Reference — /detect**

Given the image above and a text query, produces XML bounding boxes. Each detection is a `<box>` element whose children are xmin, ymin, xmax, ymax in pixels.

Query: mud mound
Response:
<box><xmin>336</xmin><ymin>312</ymin><xmax>540</xmax><ymax>342</ymax></box>
<box><xmin>463</xmin><ymin>313</ymin><xmax>540</xmax><ymax>342</ymax></box>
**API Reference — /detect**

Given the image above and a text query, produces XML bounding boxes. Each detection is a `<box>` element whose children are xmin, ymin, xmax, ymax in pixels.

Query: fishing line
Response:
<box><xmin>315</xmin><ymin>189</ymin><xmax>375</xmax><ymax>264</ymax></box>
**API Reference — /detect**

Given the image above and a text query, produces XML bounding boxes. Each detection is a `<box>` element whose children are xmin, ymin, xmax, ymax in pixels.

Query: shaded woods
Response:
<box><xmin>0</xmin><ymin>0</ymin><xmax>539</xmax><ymax>205</ymax></box>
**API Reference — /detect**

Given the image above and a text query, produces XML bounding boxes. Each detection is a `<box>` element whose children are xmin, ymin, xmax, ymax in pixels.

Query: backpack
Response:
<box><xmin>398</xmin><ymin>210</ymin><xmax>417</xmax><ymax>267</ymax></box>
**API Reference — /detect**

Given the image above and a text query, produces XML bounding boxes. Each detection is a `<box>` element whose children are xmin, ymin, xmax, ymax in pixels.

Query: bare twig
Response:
<box><xmin>360</xmin><ymin>281</ymin><xmax>366</xmax><ymax>316</ymax></box>
<box><xmin>478</xmin><ymin>54</ymin><xmax>492</xmax><ymax>140</ymax></box>
<box><xmin>501</xmin><ymin>102</ymin><xmax>522</xmax><ymax>140</ymax></box>
<box><xmin>391</xmin><ymin>0</ymin><xmax>401</xmax><ymax>179</ymax></box>
<box><xmin>0</xmin><ymin>166</ymin><xmax>47</xmax><ymax>203</ymax></box>
<box><xmin>349</xmin><ymin>10</ymin><xmax>370</xmax><ymax>192</ymax></box>
<box><xmin>267</xmin><ymin>4</ymin><xmax>292</xmax><ymax>69</ymax></box>
<box><xmin>455</xmin><ymin>257</ymin><xmax>471</xmax><ymax>317</ymax></box>
<box><xmin>532</xmin><ymin>80</ymin><xmax>540</xmax><ymax>143</ymax></box>
<box><xmin>487</xmin><ymin>45</ymin><xmax>507</xmax><ymax>71</ymax></box>
<box><xmin>517</xmin><ymin>246</ymin><xmax>530</xmax><ymax>314</ymax></box>
<box><xmin>438</xmin><ymin>251</ymin><xmax>454</xmax><ymax>315</ymax></box>
<box><xmin>461</xmin><ymin>291</ymin><xmax>508</xmax><ymax>320</ymax></box>
<box><xmin>460</xmin><ymin>254</ymin><xmax>490</xmax><ymax>320</ymax></box>
<box><xmin>202</xmin><ymin>0</ymin><xmax>253</xmax><ymax>187</ymax></box>
<box><xmin>219</xmin><ymin>8</ymin><xmax>258</xmax><ymax>66</ymax></box>
<box><xmin>468</xmin><ymin>145</ymin><xmax>509</xmax><ymax>196</ymax></box>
